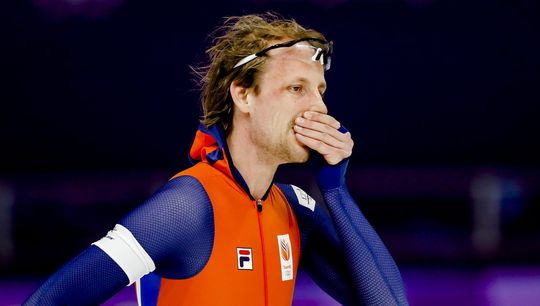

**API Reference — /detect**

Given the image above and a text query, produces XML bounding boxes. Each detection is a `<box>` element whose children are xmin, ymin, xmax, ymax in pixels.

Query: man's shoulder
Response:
<box><xmin>131</xmin><ymin>174</ymin><xmax>211</xmax><ymax>213</ymax></box>
<box><xmin>276</xmin><ymin>183</ymin><xmax>317</xmax><ymax>213</ymax></box>
<box><xmin>171</xmin><ymin>162</ymin><xmax>214</xmax><ymax>180</ymax></box>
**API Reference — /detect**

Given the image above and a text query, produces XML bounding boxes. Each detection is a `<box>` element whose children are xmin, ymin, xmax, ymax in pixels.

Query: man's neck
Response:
<box><xmin>227</xmin><ymin>131</ymin><xmax>278</xmax><ymax>200</ymax></box>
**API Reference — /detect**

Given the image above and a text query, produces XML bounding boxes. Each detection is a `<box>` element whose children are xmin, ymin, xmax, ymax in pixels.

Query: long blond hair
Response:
<box><xmin>192</xmin><ymin>12</ymin><xmax>326</xmax><ymax>134</ymax></box>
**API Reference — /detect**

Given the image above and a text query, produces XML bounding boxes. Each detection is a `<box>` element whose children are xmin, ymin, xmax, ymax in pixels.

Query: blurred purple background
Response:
<box><xmin>1</xmin><ymin>0</ymin><xmax>539</xmax><ymax>305</ymax></box>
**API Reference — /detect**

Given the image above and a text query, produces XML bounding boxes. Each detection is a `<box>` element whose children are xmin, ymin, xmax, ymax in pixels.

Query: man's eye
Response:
<box><xmin>289</xmin><ymin>85</ymin><xmax>303</xmax><ymax>93</ymax></box>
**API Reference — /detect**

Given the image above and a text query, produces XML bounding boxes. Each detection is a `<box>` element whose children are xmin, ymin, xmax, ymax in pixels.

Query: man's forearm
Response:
<box><xmin>24</xmin><ymin>246</ymin><xmax>128</xmax><ymax>306</ymax></box>
<box><xmin>318</xmin><ymin>161</ymin><xmax>409</xmax><ymax>306</ymax></box>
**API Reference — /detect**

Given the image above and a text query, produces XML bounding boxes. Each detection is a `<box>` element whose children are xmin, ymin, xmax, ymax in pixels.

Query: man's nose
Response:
<box><xmin>309</xmin><ymin>92</ymin><xmax>328</xmax><ymax>115</ymax></box>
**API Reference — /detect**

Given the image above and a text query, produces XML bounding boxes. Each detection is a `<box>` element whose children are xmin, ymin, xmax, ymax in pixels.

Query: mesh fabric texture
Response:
<box><xmin>278</xmin><ymin>182</ymin><xmax>408</xmax><ymax>306</ymax></box>
<box><xmin>23</xmin><ymin>246</ymin><xmax>128</xmax><ymax>306</ymax></box>
<box><xmin>322</xmin><ymin>185</ymin><xmax>409</xmax><ymax>306</ymax></box>
<box><xmin>119</xmin><ymin>175</ymin><xmax>214</xmax><ymax>279</ymax></box>
<box><xmin>24</xmin><ymin>175</ymin><xmax>214</xmax><ymax>305</ymax></box>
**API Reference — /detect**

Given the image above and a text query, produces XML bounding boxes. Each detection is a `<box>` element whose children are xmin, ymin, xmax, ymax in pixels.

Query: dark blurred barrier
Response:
<box><xmin>283</xmin><ymin>165</ymin><xmax>540</xmax><ymax>265</ymax></box>
<box><xmin>2</xmin><ymin>165</ymin><xmax>538</xmax><ymax>276</ymax></box>
<box><xmin>0</xmin><ymin>171</ymin><xmax>170</xmax><ymax>275</ymax></box>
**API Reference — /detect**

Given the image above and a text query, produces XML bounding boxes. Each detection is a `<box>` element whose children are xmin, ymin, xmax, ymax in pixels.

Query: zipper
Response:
<box><xmin>256</xmin><ymin>199</ymin><xmax>268</xmax><ymax>306</ymax></box>
<box><xmin>256</xmin><ymin>198</ymin><xmax>263</xmax><ymax>212</ymax></box>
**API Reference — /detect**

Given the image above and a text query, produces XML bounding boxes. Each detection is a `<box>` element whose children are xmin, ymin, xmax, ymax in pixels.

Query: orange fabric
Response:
<box><xmin>149</xmin><ymin>129</ymin><xmax>301</xmax><ymax>305</ymax></box>
<box><xmin>188</xmin><ymin>129</ymin><xmax>234</xmax><ymax>182</ymax></box>
<box><xmin>189</xmin><ymin>130</ymin><xmax>218</xmax><ymax>163</ymax></box>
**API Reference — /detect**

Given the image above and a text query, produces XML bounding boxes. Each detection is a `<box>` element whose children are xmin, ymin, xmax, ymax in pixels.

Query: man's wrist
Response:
<box><xmin>316</xmin><ymin>158</ymin><xmax>349</xmax><ymax>190</ymax></box>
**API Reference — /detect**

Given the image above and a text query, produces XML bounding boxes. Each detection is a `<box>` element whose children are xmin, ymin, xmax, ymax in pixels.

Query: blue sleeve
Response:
<box><xmin>278</xmin><ymin>183</ymin><xmax>355</xmax><ymax>305</ymax></box>
<box><xmin>23</xmin><ymin>175</ymin><xmax>214</xmax><ymax>305</ymax></box>
<box><xmin>23</xmin><ymin>246</ymin><xmax>129</xmax><ymax>306</ymax></box>
<box><xmin>119</xmin><ymin>175</ymin><xmax>214</xmax><ymax>279</ymax></box>
<box><xmin>279</xmin><ymin>161</ymin><xmax>408</xmax><ymax>306</ymax></box>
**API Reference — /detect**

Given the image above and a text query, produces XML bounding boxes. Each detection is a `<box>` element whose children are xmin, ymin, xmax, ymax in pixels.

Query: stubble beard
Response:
<box><xmin>253</xmin><ymin>122</ymin><xmax>310</xmax><ymax>166</ymax></box>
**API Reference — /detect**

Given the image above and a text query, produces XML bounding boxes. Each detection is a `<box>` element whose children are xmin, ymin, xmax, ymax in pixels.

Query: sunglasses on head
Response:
<box><xmin>232</xmin><ymin>37</ymin><xmax>333</xmax><ymax>71</ymax></box>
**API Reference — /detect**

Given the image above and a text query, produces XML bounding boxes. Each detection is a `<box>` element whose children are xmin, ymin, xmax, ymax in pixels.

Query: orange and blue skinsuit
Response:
<box><xmin>24</xmin><ymin>124</ymin><xmax>408</xmax><ymax>306</ymax></box>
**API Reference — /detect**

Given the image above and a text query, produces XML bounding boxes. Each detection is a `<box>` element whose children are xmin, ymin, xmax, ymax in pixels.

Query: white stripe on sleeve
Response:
<box><xmin>92</xmin><ymin>224</ymin><xmax>156</xmax><ymax>286</ymax></box>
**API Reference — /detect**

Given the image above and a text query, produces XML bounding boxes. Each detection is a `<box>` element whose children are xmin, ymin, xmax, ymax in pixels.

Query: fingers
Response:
<box><xmin>303</xmin><ymin>111</ymin><xmax>341</xmax><ymax>129</ymax></box>
<box><xmin>293</xmin><ymin>124</ymin><xmax>344</xmax><ymax>149</ymax></box>
<box><xmin>294</xmin><ymin>116</ymin><xmax>348</xmax><ymax>146</ymax></box>
<box><xmin>294</xmin><ymin>111</ymin><xmax>354</xmax><ymax>165</ymax></box>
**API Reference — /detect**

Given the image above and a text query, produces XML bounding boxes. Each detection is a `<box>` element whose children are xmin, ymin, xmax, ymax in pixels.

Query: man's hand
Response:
<box><xmin>294</xmin><ymin>111</ymin><xmax>354</xmax><ymax>165</ymax></box>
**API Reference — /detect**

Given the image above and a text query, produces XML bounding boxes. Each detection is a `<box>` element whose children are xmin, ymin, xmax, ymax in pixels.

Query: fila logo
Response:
<box><xmin>277</xmin><ymin>234</ymin><xmax>293</xmax><ymax>281</ymax></box>
<box><xmin>237</xmin><ymin>247</ymin><xmax>253</xmax><ymax>270</ymax></box>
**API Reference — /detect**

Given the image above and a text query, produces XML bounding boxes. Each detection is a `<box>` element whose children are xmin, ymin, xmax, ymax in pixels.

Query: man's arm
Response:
<box><xmin>292</xmin><ymin>111</ymin><xmax>408</xmax><ymax>305</ymax></box>
<box><xmin>23</xmin><ymin>246</ymin><xmax>129</xmax><ymax>306</ymax></box>
<box><xmin>278</xmin><ymin>182</ymin><xmax>354</xmax><ymax>304</ymax></box>
<box><xmin>318</xmin><ymin>160</ymin><xmax>408</xmax><ymax>305</ymax></box>
<box><xmin>24</xmin><ymin>175</ymin><xmax>214</xmax><ymax>305</ymax></box>
<box><xmin>280</xmin><ymin>165</ymin><xmax>408</xmax><ymax>306</ymax></box>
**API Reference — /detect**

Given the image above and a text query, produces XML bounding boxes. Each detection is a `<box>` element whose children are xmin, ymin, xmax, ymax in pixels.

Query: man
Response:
<box><xmin>25</xmin><ymin>13</ymin><xmax>408</xmax><ymax>305</ymax></box>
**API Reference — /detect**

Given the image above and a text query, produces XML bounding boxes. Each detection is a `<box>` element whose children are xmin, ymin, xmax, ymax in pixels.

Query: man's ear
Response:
<box><xmin>229</xmin><ymin>81</ymin><xmax>250</xmax><ymax>114</ymax></box>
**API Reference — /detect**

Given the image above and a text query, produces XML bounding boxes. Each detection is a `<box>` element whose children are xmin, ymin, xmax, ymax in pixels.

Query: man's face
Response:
<box><xmin>247</xmin><ymin>43</ymin><xmax>328</xmax><ymax>165</ymax></box>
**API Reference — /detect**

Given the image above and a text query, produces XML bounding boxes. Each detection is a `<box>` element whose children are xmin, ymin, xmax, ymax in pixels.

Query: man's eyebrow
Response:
<box><xmin>291</xmin><ymin>77</ymin><xmax>326</xmax><ymax>89</ymax></box>
<box><xmin>288</xmin><ymin>77</ymin><xmax>307</xmax><ymax>83</ymax></box>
